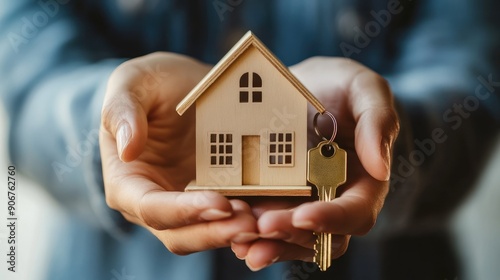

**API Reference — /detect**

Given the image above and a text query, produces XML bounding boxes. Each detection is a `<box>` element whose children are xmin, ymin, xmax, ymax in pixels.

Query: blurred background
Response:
<box><xmin>0</xmin><ymin>106</ymin><xmax>66</xmax><ymax>280</ymax></box>
<box><xmin>1</xmin><ymin>1</ymin><xmax>500</xmax><ymax>280</ymax></box>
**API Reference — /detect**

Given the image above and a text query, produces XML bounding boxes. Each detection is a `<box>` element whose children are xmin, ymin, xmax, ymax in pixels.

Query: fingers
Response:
<box><xmin>105</xmin><ymin>175</ymin><xmax>234</xmax><ymax>230</ymax></box>
<box><xmin>101</xmin><ymin>89</ymin><xmax>148</xmax><ymax>162</ymax></box>
<box><xmin>154</xmin><ymin>199</ymin><xmax>258</xmax><ymax>255</ymax></box>
<box><xmin>291</xmin><ymin>57</ymin><xmax>400</xmax><ymax>181</ymax></box>
<box><xmin>100</xmin><ymin>52</ymin><xmax>210</xmax><ymax>162</ymax></box>
<box><xmin>236</xmin><ymin>234</ymin><xmax>349</xmax><ymax>271</ymax></box>
<box><xmin>349</xmin><ymin>71</ymin><xmax>400</xmax><ymax>181</ymax></box>
<box><xmin>292</xmin><ymin>169</ymin><xmax>388</xmax><ymax>235</ymax></box>
<box><xmin>258</xmin><ymin>210</ymin><xmax>316</xmax><ymax>248</ymax></box>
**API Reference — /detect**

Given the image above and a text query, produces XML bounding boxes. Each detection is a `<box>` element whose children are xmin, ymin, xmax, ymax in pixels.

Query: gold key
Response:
<box><xmin>307</xmin><ymin>140</ymin><xmax>347</xmax><ymax>271</ymax></box>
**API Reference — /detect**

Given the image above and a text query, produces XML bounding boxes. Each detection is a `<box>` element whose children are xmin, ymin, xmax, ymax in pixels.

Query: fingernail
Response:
<box><xmin>259</xmin><ymin>231</ymin><xmax>291</xmax><ymax>240</ymax></box>
<box><xmin>117</xmin><ymin>123</ymin><xmax>131</xmax><ymax>161</ymax></box>
<box><xmin>293</xmin><ymin>220</ymin><xmax>316</xmax><ymax>230</ymax></box>
<box><xmin>246</xmin><ymin>257</ymin><xmax>279</xmax><ymax>272</ymax></box>
<box><xmin>231</xmin><ymin>247</ymin><xmax>246</xmax><ymax>260</ymax></box>
<box><xmin>232</xmin><ymin>232</ymin><xmax>259</xmax><ymax>244</ymax></box>
<box><xmin>200</xmin><ymin>209</ymin><xmax>232</xmax><ymax>221</ymax></box>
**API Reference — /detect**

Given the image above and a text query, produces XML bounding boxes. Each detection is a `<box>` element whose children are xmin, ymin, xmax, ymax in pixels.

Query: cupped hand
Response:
<box><xmin>232</xmin><ymin>57</ymin><xmax>400</xmax><ymax>271</ymax></box>
<box><xmin>100</xmin><ymin>52</ymin><xmax>259</xmax><ymax>255</ymax></box>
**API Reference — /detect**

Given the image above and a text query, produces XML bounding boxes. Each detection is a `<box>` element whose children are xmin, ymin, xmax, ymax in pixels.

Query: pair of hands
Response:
<box><xmin>100</xmin><ymin>52</ymin><xmax>399</xmax><ymax>271</ymax></box>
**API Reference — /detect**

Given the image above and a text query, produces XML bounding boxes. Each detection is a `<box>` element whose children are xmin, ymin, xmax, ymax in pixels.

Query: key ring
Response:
<box><xmin>313</xmin><ymin>111</ymin><xmax>338</xmax><ymax>143</ymax></box>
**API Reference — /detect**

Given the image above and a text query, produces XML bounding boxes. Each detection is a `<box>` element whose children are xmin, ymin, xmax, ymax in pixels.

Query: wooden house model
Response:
<box><xmin>176</xmin><ymin>31</ymin><xmax>325</xmax><ymax>196</ymax></box>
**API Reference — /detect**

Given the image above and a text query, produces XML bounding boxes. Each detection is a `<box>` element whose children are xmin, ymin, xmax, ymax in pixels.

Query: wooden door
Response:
<box><xmin>242</xmin><ymin>135</ymin><xmax>260</xmax><ymax>185</ymax></box>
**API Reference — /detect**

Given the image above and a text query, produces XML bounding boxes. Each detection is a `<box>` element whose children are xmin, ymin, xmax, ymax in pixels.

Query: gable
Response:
<box><xmin>176</xmin><ymin>31</ymin><xmax>325</xmax><ymax>115</ymax></box>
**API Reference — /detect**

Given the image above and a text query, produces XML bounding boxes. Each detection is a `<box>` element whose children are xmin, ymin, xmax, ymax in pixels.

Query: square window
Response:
<box><xmin>226</xmin><ymin>145</ymin><xmax>232</xmax><ymax>153</ymax></box>
<box><xmin>278</xmin><ymin>144</ymin><xmax>283</xmax><ymax>153</ymax></box>
<box><xmin>219</xmin><ymin>145</ymin><xmax>224</xmax><ymax>153</ymax></box>
<box><xmin>240</xmin><ymin>91</ymin><xmax>249</xmax><ymax>103</ymax></box>
<box><xmin>285</xmin><ymin>144</ymin><xmax>292</xmax><ymax>153</ymax></box>
<box><xmin>269</xmin><ymin>155</ymin><xmax>276</xmax><ymax>164</ymax></box>
<box><xmin>252</xmin><ymin>91</ymin><xmax>262</xmax><ymax>102</ymax></box>
<box><xmin>226</xmin><ymin>134</ymin><xmax>232</xmax><ymax>143</ymax></box>
<box><xmin>226</xmin><ymin>156</ymin><xmax>232</xmax><ymax>165</ymax></box>
<box><xmin>210</xmin><ymin>145</ymin><xmax>217</xmax><ymax>154</ymax></box>
<box><xmin>270</xmin><ymin>133</ymin><xmax>276</xmax><ymax>142</ymax></box>
<box><xmin>286</xmin><ymin>133</ymin><xmax>292</xmax><ymax>142</ymax></box>
<box><xmin>285</xmin><ymin>155</ymin><xmax>292</xmax><ymax>164</ymax></box>
<box><xmin>210</xmin><ymin>134</ymin><xmax>216</xmax><ymax>143</ymax></box>
<box><xmin>211</xmin><ymin>156</ymin><xmax>217</xmax><ymax>165</ymax></box>
<box><xmin>278</xmin><ymin>133</ymin><xmax>283</xmax><ymax>142</ymax></box>
<box><xmin>270</xmin><ymin>144</ymin><xmax>276</xmax><ymax>153</ymax></box>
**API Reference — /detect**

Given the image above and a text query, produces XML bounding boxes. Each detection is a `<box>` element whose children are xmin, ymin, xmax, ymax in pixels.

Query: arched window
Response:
<box><xmin>239</xmin><ymin>72</ymin><xmax>262</xmax><ymax>103</ymax></box>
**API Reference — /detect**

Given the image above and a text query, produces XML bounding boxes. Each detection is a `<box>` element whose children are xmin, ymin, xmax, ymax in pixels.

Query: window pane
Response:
<box><xmin>270</xmin><ymin>133</ymin><xmax>276</xmax><ymax>142</ymax></box>
<box><xmin>286</xmin><ymin>133</ymin><xmax>292</xmax><ymax>142</ymax></box>
<box><xmin>252</xmin><ymin>91</ymin><xmax>262</xmax><ymax>102</ymax></box>
<box><xmin>226</xmin><ymin>156</ymin><xmax>232</xmax><ymax>165</ymax></box>
<box><xmin>219</xmin><ymin>134</ymin><xmax>224</xmax><ymax>142</ymax></box>
<box><xmin>285</xmin><ymin>144</ymin><xmax>292</xmax><ymax>153</ymax></box>
<box><xmin>252</xmin><ymin>73</ymin><xmax>262</xmax><ymax>87</ymax></box>
<box><xmin>240</xmin><ymin>72</ymin><xmax>249</xmax><ymax>87</ymax></box>
<box><xmin>219</xmin><ymin>145</ymin><xmax>224</xmax><ymax>153</ymax></box>
<box><xmin>211</xmin><ymin>156</ymin><xmax>217</xmax><ymax>165</ymax></box>
<box><xmin>269</xmin><ymin>155</ymin><xmax>276</xmax><ymax>164</ymax></box>
<box><xmin>211</xmin><ymin>145</ymin><xmax>216</xmax><ymax>154</ymax></box>
<box><xmin>278</xmin><ymin>155</ymin><xmax>283</xmax><ymax>164</ymax></box>
<box><xmin>270</xmin><ymin>144</ymin><xmax>276</xmax><ymax>153</ymax></box>
<box><xmin>210</xmin><ymin>134</ymin><xmax>216</xmax><ymax>143</ymax></box>
<box><xmin>278</xmin><ymin>133</ymin><xmax>283</xmax><ymax>142</ymax></box>
<box><xmin>226</xmin><ymin>134</ymin><xmax>232</xmax><ymax>143</ymax></box>
<box><xmin>285</xmin><ymin>155</ymin><xmax>292</xmax><ymax>164</ymax></box>
<box><xmin>219</xmin><ymin>156</ymin><xmax>224</xmax><ymax>165</ymax></box>
<box><xmin>240</xmin><ymin>91</ymin><xmax>249</xmax><ymax>103</ymax></box>
<box><xmin>226</xmin><ymin>145</ymin><xmax>232</xmax><ymax>153</ymax></box>
<box><xmin>278</xmin><ymin>144</ymin><xmax>283</xmax><ymax>153</ymax></box>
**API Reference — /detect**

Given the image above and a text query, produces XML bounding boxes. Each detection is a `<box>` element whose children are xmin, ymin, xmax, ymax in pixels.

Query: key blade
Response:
<box><xmin>314</xmin><ymin>232</ymin><xmax>331</xmax><ymax>271</ymax></box>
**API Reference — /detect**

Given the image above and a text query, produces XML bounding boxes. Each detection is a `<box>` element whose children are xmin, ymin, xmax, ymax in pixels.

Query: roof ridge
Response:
<box><xmin>176</xmin><ymin>31</ymin><xmax>325</xmax><ymax>115</ymax></box>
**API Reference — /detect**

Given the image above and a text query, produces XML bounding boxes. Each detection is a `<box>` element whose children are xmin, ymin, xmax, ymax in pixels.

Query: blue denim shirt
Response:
<box><xmin>1</xmin><ymin>0</ymin><xmax>499</xmax><ymax>279</ymax></box>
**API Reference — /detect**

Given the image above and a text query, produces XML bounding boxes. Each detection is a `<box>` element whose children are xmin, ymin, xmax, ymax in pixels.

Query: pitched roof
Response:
<box><xmin>176</xmin><ymin>31</ymin><xmax>325</xmax><ymax>115</ymax></box>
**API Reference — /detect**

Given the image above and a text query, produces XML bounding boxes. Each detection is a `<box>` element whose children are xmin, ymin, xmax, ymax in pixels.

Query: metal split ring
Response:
<box><xmin>313</xmin><ymin>111</ymin><xmax>338</xmax><ymax>143</ymax></box>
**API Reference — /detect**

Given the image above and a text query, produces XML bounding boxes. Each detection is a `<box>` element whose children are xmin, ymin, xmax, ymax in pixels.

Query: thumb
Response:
<box><xmin>101</xmin><ymin>91</ymin><xmax>148</xmax><ymax>162</ymax></box>
<box><xmin>350</xmin><ymin>73</ymin><xmax>400</xmax><ymax>181</ymax></box>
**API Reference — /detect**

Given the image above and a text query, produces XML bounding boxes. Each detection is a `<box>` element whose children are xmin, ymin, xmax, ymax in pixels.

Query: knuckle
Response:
<box><xmin>138</xmin><ymin>191</ymin><xmax>168</xmax><ymax>231</ymax></box>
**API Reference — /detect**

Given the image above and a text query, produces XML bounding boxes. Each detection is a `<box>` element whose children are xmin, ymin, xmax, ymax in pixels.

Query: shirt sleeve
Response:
<box><xmin>0</xmin><ymin>0</ymin><xmax>129</xmax><ymax>238</ymax></box>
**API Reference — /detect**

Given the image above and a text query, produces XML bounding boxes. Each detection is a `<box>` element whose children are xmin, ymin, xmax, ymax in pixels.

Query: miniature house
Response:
<box><xmin>176</xmin><ymin>31</ymin><xmax>325</xmax><ymax>196</ymax></box>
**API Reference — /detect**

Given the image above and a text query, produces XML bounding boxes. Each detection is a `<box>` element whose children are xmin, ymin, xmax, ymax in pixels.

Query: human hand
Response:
<box><xmin>231</xmin><ymin>57</ymin><xmax>400</xmax><ymax>271</ymax></box>
<box><xmin>100</xmin><ymin>52</ymin><xmax>259</xmax><ymax>255</ymax></box>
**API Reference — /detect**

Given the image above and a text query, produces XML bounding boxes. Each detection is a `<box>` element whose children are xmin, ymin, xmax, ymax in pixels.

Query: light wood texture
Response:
<box><xmin>185</xmin><ymin>182</ymin><xmax>311</xmax><ymax>196</ymax></box>
<box><xmin>176</xmin><ymin>31</ymin><xmax>325</xmax><ymax>115</ymax></box>
<box><xmin>176</xmin><ymin>31</ymin><xmax>326</xmax><ymax>196</ymax></box>
<box><xmin>242</xmin><ymin>135</ymin><xmax>260</xmax><ymax>185</ymax></box>
<box><xmin>193</xmin><ymin>45</ymin><xmax>308</xmax><ymax>187</ymax></box>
